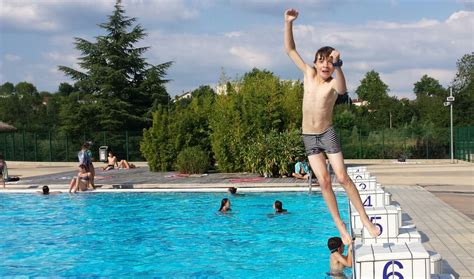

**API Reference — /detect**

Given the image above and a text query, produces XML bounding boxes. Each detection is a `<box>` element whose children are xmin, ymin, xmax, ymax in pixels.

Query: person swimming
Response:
<box><xmin>273</xmin><ymin>200</ymin><xmax>288</xmax><ymax>214</ymax></box>
<box><xmin>326</xmin><ymin>237</ymin><xmax>352</xmax><ymax>278</ymax></box>
<box><xmin>38</xmin><ymin>185</ymin><xmax>61</xmax><ymax>195</ymax></box>
<box><xmin>218</xmin><ymin>198</ymin><xmax>231</xmax><ymax>212</ymax></box>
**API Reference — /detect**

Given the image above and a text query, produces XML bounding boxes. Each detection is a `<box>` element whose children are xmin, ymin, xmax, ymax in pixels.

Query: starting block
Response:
<box><xmin>351</xmin><ymin>205</ymin><xmax>402</xmax><ymax>243</ymax></box>
<box><xmin>349</xmin><ymin>172</ymin><xmax>373</xmax><ymax>180</ymax></box>
<box><xmin>352</xmin><ymin>177</ymin><xmax>378</xmax><ymax>191</ymax></box>
<box><xmin>354</xmin><ymin>242</ymin><xmax>431</xmax><ymax>279</ymax></box>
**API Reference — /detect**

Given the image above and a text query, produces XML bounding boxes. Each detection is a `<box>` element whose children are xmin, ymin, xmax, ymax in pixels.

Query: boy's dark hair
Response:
<box><xmin>228</xmin><ymin>187</ymin><xmax>237</xmax><ymax>194</ymax></box>
<box><xmin>314</xmin><ymin>46</ymin><xmax>335</xmax><ymax>63</ymax></box>
<box><xmin>79</xmin><ymin>164</ymin><xmax>87</xmax><ymax>169</ymax></box>
<box><xmin>274</xmin><ymin>200</ymin><xmax>283</xmax><ymax>210</ymax></box>
<box><xmin>42</xmin><ymin>185</ymin><xmax>50</xmax><ymax>194</ymax></box>
<box><xmin>328</xmin><ymin>237</ymin><xmax>343</xmax><ymax>252</ymax></box>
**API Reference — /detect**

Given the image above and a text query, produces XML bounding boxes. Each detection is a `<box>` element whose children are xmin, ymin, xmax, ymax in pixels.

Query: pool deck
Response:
<box><xmin>1</xmin><ymin>159</ymin><xmax>473</xmax><ymax>278</ymax></box>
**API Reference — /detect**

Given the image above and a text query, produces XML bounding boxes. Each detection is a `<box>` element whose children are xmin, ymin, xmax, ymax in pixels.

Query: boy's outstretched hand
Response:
<box><xmin>284</xmin><ymin>9</ymin><xmax>298</xmax><ymax>22</ymax></box>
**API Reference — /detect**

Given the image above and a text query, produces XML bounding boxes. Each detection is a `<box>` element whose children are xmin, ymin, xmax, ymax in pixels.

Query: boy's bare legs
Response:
<box><xmin>327</xmin><ymin>152</ymin><xmax>380</xmax><ymax>238</ymax></box>
<box><xmin>308</xmin><ymin>153</ymin><xmax>352</xmax><ymax>245</ymax></box>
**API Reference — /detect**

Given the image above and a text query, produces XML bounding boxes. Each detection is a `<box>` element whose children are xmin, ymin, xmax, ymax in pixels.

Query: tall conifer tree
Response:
<box><xmin>59</xmin><ymin>0</ymin><xmax>172</xmax><ymax>131</ymax></box>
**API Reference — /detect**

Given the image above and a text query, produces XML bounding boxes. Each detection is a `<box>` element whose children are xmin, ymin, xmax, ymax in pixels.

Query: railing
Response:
<box><xmin>0</xmin><ymin>130</ymin><xmax>144</xmax><ymax>162</ymax></box>
<box><xmin>455</xmin><ymin>126</ymin><xmax>474</xmax><ymax>162</ymax></box>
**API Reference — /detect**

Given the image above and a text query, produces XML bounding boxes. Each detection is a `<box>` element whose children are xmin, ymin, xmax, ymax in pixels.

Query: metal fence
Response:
<box><xmin>0</xmin><ymin>131</ymin><xmax>144</xmax><ymax>162</ymax></box>
<box><xmin>1</xmin><ymin>127</ymin><xmax>469</xmax><ymax>162</ymax></box>
<box><xmin>336</xmin><ymin>127</ymin><xmax>450</xmax><ymax>160</ymax></box>
<box><xmin>455</xmin><ymin>126</ymin><xmax>474</xmax><ymax>162</ymax></box>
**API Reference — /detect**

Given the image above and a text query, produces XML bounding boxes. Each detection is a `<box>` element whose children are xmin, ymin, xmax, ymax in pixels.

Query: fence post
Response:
<box><xmin>12</xmin><ymin>133</ymin><xmax>15</xmax><ymax>161</ymax></box>
<box><xmin>49</xmin><ymin>131</ymin><xmax>52</xmax><ymax>162</ymax></box>
<box><xmin>382</xmin><ymin>128</ymin><xmax>385</xmax><ymax>159</ymax></box>
<box><xmin>34</xmin><ymin>133</ymin><xmax>37</xmax><ymax>161</ymax></box>
<box><xmin>125</xmin><ymin>130</ymin><xmax>129</xmax><ymax>161</ymax></box>
<box><xmin>66</xmin><ymin>134</ymin><xmax>69</xmax><ymax>162</ymax></box>
<box><xmin>3</xmin><ymin>133</ymin><xmax>7</xmax><ymax>159</ymax></box>
<box><xmin>358</xmin><ymin>129</ymin><xmax>362</xmax><ymax>159</ymax></box>
<box><xmin>426</xmin><ymin>138</ymin><xmax>429</xmax><ymax>159</ymax></box>
<box><xmin>22</xmin><ymin>131</ymin><xmax>26</xmax><ymax>161</ymax></box>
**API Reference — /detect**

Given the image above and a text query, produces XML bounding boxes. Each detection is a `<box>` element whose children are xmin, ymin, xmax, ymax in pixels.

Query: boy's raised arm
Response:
<box><xmin>284</xmin><ymin>9</ymin><xmax>307</xmax><ymax>72</ymax></box>
<box><xmin>330</xmin><ymin>50</ymin><xmax>348</xmax><ymax>94</ymax></box>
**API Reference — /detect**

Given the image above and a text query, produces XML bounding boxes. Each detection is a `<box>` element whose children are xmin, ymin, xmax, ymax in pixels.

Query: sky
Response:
<box><xmin>0</xmin><ymin>0</ymin><xmax>473</xmax><ymax>99</ymax></box>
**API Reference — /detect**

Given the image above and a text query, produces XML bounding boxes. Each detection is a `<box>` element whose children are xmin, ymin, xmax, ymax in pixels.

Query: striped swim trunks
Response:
<box><xmin>302</xmin><ymin>126</ymin><xmax>341</xmax><ymax>156</ymax></box>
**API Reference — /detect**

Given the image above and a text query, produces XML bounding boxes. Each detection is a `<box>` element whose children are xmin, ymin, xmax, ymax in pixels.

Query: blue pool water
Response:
<box><xmin>0</xmin><ymin>192</ymin><xmax>351</xmax><ymax>277</ymax></box>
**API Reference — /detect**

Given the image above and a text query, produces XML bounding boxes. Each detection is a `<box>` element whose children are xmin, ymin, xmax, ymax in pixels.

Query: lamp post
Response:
<box><xmin>443</xmin><ymin>88</ymin><xmax>455</xmax><ymax>163</ymax></box>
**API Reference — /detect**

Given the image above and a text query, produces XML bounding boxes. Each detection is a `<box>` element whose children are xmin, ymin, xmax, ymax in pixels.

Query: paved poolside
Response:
<box><xmin>1</xmin><ymin>159</ymin><xmax>473</xmax><ymax>278</ymax></box>
<box><xmin>386</xmin><ymin>185</ymin><xmax>473</xmax><ymax>279</ymax></box>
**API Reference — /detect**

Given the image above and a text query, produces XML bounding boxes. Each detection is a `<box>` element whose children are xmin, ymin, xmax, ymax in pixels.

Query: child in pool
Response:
<box><xmin>327</xmin><ymin>236</ymin><xmax>352</xmax><ymax>278</ymax></box>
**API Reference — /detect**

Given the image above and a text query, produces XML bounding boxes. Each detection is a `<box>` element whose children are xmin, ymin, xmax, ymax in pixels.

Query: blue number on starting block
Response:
<box><xmin>383</xmin><ymin>260</ymin><xmax>404</xmax><ymax>279</ymax></box>
<box><xmin>363</xmin><ymin>196</ymin><xmax>372</xmax><ymax>207</ymax></box>
<box><xmin>358</xmin><ymin>183</ymin><xmax>367</xmax><ymax>190</ymax></box>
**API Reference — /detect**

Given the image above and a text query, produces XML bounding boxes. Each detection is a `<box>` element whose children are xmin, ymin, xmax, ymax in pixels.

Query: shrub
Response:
<box><xmin>242</xmin><ymin>129</ymin><xmax>304</xmax><ymax>177</ymax></box>
<box><xmin>176</xmin><ymin>146</ymin><xmax>210</xmax><ymax>174</ymax></box>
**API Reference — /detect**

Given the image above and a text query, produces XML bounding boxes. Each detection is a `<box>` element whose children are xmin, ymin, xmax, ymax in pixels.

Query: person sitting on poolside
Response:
<box><xmin>273</xmin><ymin>200</ymin><xmax>288</xmax><ymax>214</ymax></box>
<box><xmin>218</xmin><ymin>198</ymin><xmax>231</xmax><ymax>212</ymax></box>
<box><xmin>117</xmin><ymin>159</ymin><xmax>136</xmax><ymax>169</ymax></box>
<box><xmin>38</xmin><ymin>185</ymin><xmax>62</xmax><ymax>195</ymax></box>
<box><xmin>69</xmin><ymin>164</ymin><xmax>93</xmax><ymax>193</ymax></box>
<box><xmin>327</xmin><ymin>236</ymin><xmax>352</xmax><ymax>278</ymax></box>
<box><xmin>292</xmin><ymin>156</ymin><xmax>310</xmax><ymax>180</ymax></box>
<box><xmin>102</xmin><ymin>151</ymin><xmax>118</xmax><ymax>171</ymax></box>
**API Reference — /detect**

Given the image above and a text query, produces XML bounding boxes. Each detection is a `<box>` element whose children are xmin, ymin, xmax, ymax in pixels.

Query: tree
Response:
<box><xmin>0</xmin><ymin>82</ymin><xmax>14</xmax><ymax>95</ymax></box>
<box><xmin>355</xmin><ymin>70</ymin><xmax>390</xmax><ymax>108</ymax></box>
<box><xmin>451</xmin><ymin>53</ymin><xmax>474</xmax><ymax>126</ymax></box>
<box><xmin>58</xmin><ymin>0</ymin><xmax>172</xmax><ymax>131</ymax></box>
<box><xmin>413</xmin><ymin>75</ymin><xmax>448</xmax><ymax>127</ymax></box>
<box><xmin>57</xmin><ymin>82</ymin><xmax>75</xmax><ymax>97</ymax></box>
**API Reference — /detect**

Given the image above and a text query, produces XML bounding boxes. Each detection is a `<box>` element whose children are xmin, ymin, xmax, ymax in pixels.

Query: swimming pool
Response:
<box><xmin>0</xmin><ymin>192</ymin><xmax>351</xmax><ymax>277</ymax></box>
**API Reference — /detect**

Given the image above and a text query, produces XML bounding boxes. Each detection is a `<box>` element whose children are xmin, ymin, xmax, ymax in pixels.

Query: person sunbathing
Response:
<box><xmin>102</xmin><ymin>151</ymin><xmax>118</xmax><ymax>171</ymax></box>
<box><xmin>118</xmin><ymin>159</ymin><xmax>136</xmax><ymax>169</ymax></box>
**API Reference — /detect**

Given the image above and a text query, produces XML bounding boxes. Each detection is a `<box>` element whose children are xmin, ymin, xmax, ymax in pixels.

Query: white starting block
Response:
<box><xmin>354</xmin><ymin>242</ymin><xmax>431</xmax><ymax>279</ymax></box>
<box><xmin>351</xmin><ymin>205</ymin><xmax>402</xmax><ymax>243</ymax></box>
<box><xmin>347</xmin><ymin>166</ymin><xmax>367</xmax><ymax>172</ymax></box>
<box><xmin>353</xmin><ymin>188</ymin><xmax>387</xmax><ymax>208</ymax></box>
<box><xmin>349</xmin><ymin>172</ymin><xmax>373</xmax><ymax>180</ymax></box>
<box><xmin>351</xmin><ymin>189</ymin><xmax>392</xmax><ymax>208</ymax></box>
<box><xmin>352</xmin><ymin>177</ymin><xmax>378</xmax><ymax>191</ymax></box>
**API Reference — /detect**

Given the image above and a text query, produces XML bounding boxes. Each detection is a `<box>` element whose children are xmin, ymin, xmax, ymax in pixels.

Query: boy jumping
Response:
<box><xmin>284</xmin><ymin>8</ymin><xmax>379</xmax><ymax>244</ymax></box>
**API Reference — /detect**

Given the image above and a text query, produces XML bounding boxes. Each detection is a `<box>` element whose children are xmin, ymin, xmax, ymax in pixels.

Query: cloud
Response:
<box><xmin>227</xmin><ymin>0</ymin><xmax>347</xmax><ymax>16</ymax></box>
<box><xmin>4</xmin><ymin>54</ymin><xmax>21</xmax><ymax>62</ymax></box>
<box><xmin>124</xmin><ymin>0</ymin><xmax>204</xmax><ymax>22</ymax></box>
<box><xmin>229</xmin><ymin>47</ymin><xmax>271</xmax><ymax>68</ymax></box>
<box><xmin>0</xmin><ymin>1</ymin><xmax>59</xmax><ymax>31</ymax></box>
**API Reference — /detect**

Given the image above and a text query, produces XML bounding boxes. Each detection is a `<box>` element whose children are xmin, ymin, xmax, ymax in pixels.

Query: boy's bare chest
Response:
<box><xmin>304</xmin><ymin>79</ymin><xmax>335</xmax><ymax>101</ymax></box>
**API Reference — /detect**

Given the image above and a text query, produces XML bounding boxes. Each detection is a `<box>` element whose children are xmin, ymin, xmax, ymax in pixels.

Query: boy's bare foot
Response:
<box><xmin>365</xmin><ymin>222</ymin><xmax>381</xmax><ymax>238</ymax></box>
<box><xmin>338</xmin><ymin>223</ymin><xmax>353</xmax><ymax>245</ymax></box>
